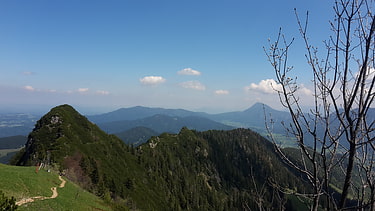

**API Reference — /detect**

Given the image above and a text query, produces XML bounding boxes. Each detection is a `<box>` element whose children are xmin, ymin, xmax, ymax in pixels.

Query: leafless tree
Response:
<box><xmin>265</xmin><ymin>0</ymin><xmax>375</xmax><ymax>210</ymax></box>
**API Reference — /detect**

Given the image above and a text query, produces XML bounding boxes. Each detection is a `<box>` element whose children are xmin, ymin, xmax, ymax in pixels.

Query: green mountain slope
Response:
<box><xmin>11</xmin><ymin>105</ymin><xmax>144</xmax><ymax>201</ymax></box>
<box><xmin>11</xmin><ymin>104</ymin><xmax>308</xmax><ymax>210</ymax></box>
<box><xmin>135</xmin><ymin>128</ymin><xmax>308</xmax><ymax>210</ymax></box>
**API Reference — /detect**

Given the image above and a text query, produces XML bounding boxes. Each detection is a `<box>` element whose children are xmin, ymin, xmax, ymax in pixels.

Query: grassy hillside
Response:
<box><xmin>0</xmin><ymin>163</ymin><xmax>111</xmax><ymax>210</ymax></box>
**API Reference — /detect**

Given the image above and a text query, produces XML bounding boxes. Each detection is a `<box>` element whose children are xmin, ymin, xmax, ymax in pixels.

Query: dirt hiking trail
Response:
<box><xmin>16</xmin><ymin>175</ymin><xmax>66</xmax><ymax>206</ymax></box>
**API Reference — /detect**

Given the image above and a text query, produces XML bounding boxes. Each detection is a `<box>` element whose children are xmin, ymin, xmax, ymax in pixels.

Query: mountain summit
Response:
<box><xmin>243</xmin><ymin>102</ymin><xmax>273</xmax><ymax>113</ymax></box>
<box><xmin>14</xmin><ymin>104</ymin><xmax>112</xmax><ymax>166</ymax></box>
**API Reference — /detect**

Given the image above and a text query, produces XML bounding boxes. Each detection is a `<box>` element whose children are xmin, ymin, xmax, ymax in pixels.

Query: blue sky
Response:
<box><xmin>0</xmin><ymin>0</ymin><xmax>332</xmax><ymax>114</ymax></box>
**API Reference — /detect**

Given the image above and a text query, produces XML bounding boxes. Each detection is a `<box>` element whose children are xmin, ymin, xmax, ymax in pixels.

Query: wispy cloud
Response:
<box><xmin>214</xmin><ymin>89</ymin><xmax>229</xmax><ymax>95</ymax></box>
<box><xmin>180</xmin><ymin>81</ymin><xmax>206</xmax><ymax>90</ymax></box>
<box><xmin>140</xmin><ymin>76</ymin><xmax>166</xmax><ymax>85</ymax></box>
<box><xmin>78</xmin><ymin>88</ymin><xmax>89</xmax><ymax>93</ymax></box>
<box><xmin>24</xmin><ymin>85</ymin><xmax>35</xmax><ymax>91</ymax></box>
<box><xmin>178</xmin><ymin>68</ymin><xmax>201</xmax><ymax>76</ymax></box>
<box><xmin>245</xmin><ymin>79</ymin><xmax>282</xmax><ymax>94</ymax></box>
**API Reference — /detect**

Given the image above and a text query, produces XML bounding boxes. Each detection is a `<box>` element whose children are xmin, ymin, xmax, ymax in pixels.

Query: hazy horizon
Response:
<box><xmin>0</xmin><ymin>101</ymin><xmax>286</xmax><ymax>116</ymax></box>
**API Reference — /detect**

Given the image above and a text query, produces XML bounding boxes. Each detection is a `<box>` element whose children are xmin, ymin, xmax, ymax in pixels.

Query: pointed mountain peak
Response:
<box><xmin>244</xmin><ymin>102</ymin><xmax>273</xmax><ymax>113</ymax></box>
<box><xmin>51</xmin><ymin>104</ymin><xmax>76</xmax><ymax>111</ymax></box>
<box><xmin>43</xmin><ymin>104</ymin><xmax>79</xmax><ymax>118</ymax></box>
<box><xmin>14</xmin><ymin>104</ymin><xmax>108</xmax><ymax>166</ymax></box>
<box><xmin>32</xmin><ymin>104</ymin><xmax>88</xmax><ymax>131</ymax></box>
<box><xmin>43</xmin><ymin>104</ymin><xmax>80</xmax><ymax>119</ymax></box>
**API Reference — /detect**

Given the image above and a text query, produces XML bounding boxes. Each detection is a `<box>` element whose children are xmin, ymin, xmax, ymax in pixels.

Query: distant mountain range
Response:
<box><xmin>88</xmin><ymin>106</ymin><xmax>208</xmax><ymax>123</ymax></box>
<box><xmin>88</xmin><ymin>102</ymin><xmax>288</xmax><ymax>128</ymax></box>
<box><xmin>87</xmin><ymin>102</ymin><xmax>292</xmax><ymax>145</ymax></box>
<box><xmin>0</xmin><ymin>103</ymin><xmax>292</xmax><ymax>146</ymax></box>
<box><xmin>3</xmin><ymin>102</ymin><xmax>374</xmax><ymax>151</ymax></box>
<box><xmin>98</xmin><ymin>114</ymin><xmax>234</xmax><ymax>134</ymax></box>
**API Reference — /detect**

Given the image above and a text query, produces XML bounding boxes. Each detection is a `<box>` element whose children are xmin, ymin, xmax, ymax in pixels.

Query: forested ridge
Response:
<box><xmin>135</xmin><ymin>127</ymin><xmax>308</xmax><ymax>210</ymax></box>
<box><xmin>11</xmin><ymin>104</ymin><xmax>309</xmax><ymax>210</ymax></box>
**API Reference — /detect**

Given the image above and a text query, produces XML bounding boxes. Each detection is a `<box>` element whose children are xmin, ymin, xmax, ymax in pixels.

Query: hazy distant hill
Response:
<box><xmin>115</xmin><ymin>126</ymin><xmax>159</xmax><ymax>145</ymax></box>
<box><xmin>108</xmin><ymin>115</ymin><xmax>233</xmax><ymax>145</ymax></box>
<box><xmin>12</xmin><ymin>104</ymin><xmax>308</xmax><ymax>210</ymax></box>
<box><xmin>210</xmin><ymin>102</ymin><xmax>291</xmax><ymax>133</ymax></box>
<box><xmin>87</xmin><ymin>106</ymin><xmax>208</xmax><ymax>123</ymax></box>
<box><xmin>98</xmin><ymin>114</ymin><xmax>234</xmax><ymax>134</ymax></box>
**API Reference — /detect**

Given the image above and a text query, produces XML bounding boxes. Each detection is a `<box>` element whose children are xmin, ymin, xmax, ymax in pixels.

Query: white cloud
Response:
<box><xmin>245</xmin><ymin>79</ymin><xmax>282</xmax><ymax>94</ymax></box>
<box><xmin>78</xmin><ymin>88</ymin><xmax>89</xmax><ymax>93</ymax></box>
<box><xmin>96</xmin><ymin>90</ymin><xmax>110</xmax><ymax>95</ymax></box>
<box><xmin>178</xmin><ymin>68</ymin><xmax>201</xmax><ymax>76</ymax></box>
<box><xmin>363</xmin><ymin>67</ymin><xmax>375</xmax><ymax>82</ymax></box>
<box><xmin>355</xmin><ymin>66</ymin><xmax>375</xmax><ymax>78</ymax></box>
<box><xmin>24</xmin><ymin>85</ymin><xmax>35</xmax><ymax>91</ymax></box>
<box><xmin>245</xmin><ymin>79</ymin><xmax>314</xmax><ymax>97</ymax></box>
<box><xmin>299</xmin><ymin>86</ymin><xmax>313</xmax><ymax>96</ymax></box>
<box><xmin>180</xmin><ymin>81</ymin><xmax>206</xmax><ymax>90</ymax></box>
<box><xmin>367</xmin><ymin>67</ymin><xmax>375</xmax><ymax>74</ymax></box>
<box><xmin>140</xmin><ymin>76</ymin><xmax>166</xmax><ymax>85</ymax></box>
<box><xmin>215</xmin><ymin>90</ymin><xmax>229</xmax><ymax>95</ymax></box>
